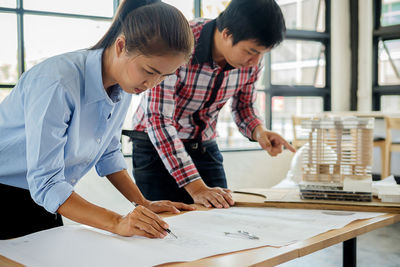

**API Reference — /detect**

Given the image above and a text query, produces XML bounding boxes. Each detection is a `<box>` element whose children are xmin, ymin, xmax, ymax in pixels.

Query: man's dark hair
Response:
<box><xmin>216</xmin><ymin>0</ymin><xmax>286</xmax><ymax>48</ymax></box>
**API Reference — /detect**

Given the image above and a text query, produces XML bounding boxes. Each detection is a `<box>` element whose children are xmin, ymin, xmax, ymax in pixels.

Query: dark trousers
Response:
<box><xmin>0</xmin><ymin>183</ymin><xmax>63</xmax><ymax>240</ymax></box>
<box><xmin>130</xmin><ymin>131</ymin><xmax>227</xmax><ymax>203</ymax></box>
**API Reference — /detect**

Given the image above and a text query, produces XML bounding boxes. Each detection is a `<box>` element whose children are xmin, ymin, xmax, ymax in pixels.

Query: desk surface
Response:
<box><xmin>1</xmin><ymin>193</ymin><xmax>399</xmax><ymax>267</ymax></box>
<box><xmin>161</xmin><ymin>191</ymin><xmax>400</xmax><ymax>267</ymax></box>
<box><xmin>233</xmin><ymin>188</ymin><xmax>400</xmax><ymax>213</ymax></box>
<box><xmin>163</xmin><ymin>213</ymin><xmax>399</xmax><ymax>267</ymax></box>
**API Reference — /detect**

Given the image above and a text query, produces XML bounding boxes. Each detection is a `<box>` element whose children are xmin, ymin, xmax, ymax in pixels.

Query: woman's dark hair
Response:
<box><xmin>216</xmin><ymin>0</ymin><xmax>286</xmax><ymax>48</ymax></box>
<box><xmin>92</xmin><ymin>0</ymin><xmax>193</xmax><ymax>60</ymax></box>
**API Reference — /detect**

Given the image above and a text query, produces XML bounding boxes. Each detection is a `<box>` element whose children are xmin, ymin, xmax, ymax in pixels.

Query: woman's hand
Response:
<box><xmin>142</xmin><ymin>199</ymin><xmax>196</xmax><ymax>214</ymax></box>
<box><xmin>57</xmin><ymin>192</ymin><xmax>172</xmax><ymax>239</ymax></box>
<box><xmin>114</xmin><ymin>205</ymin><xmax>170</xmax><ymax>238</ymax></box>
<box><xmin>114</xmin><ymin>200</ymin><xmax>195</xmax><ymax>238</ymax></box>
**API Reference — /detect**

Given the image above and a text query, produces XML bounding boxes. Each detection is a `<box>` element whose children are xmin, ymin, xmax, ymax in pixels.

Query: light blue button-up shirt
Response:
<box><xmin>0</xmin><ymin>49</ymin><xmax>131</xmax><ymax>213</ymax></box>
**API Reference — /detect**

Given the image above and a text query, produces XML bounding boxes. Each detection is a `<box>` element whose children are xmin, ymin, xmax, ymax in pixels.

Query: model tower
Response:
<box><xmin>300</xmin><ymin>117</ymin><xmax>374</xmax><ymax>201</ymax></box>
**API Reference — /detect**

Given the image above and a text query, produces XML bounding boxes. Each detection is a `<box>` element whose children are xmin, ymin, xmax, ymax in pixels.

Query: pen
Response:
<box><xmin>131</xmin><ymin>202</ymin><xmax>178</xmax><ymax>239</ymax></box>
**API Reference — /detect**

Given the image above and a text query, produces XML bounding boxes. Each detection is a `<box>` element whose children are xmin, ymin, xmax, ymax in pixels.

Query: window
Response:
<box><xmin>0</xmin><ymin>0</ymin><xmax>15</xmax><ymax>8</ymax></box>
<box><xmin>381</xmin><ymin>0</ymin><xmax>400</xmax><ymax>26</ymax></box>
<box><xmin>24</xmin><ymin>0</ymin><xmax>114</xmax><ymax>17</ymax></box>
<box><xmin>163</xmin><ymin>0</ymin><xmax>195</xmax><ymax>20</ymax></box>
<box><xmin>270</xmin><ymin>96</ymin><xmax>323</xmax><ymax>141</ymax></box>
<box><xmin>0</xmin><ymin>0</ymin><xmax>115</xmax><ymax>103</ymax></box>
<box><xmin>378</xmin><ymin>39</ymin><xmax>400</xmax><ymax>86</ymax></box>
<box><xmin>279</xmin><ymin>0</ymin><xmax>326</xmax><ymax>32</ymax></box>
<box><xmin>216</xmin><ymin>93</ymin><xmax>267</xmax><ymax>150</ymax></box>
<box><xmin>0</xmin><ymin>13</ymin><xmax>18</xmax><ymax>87</ymax></box>
<box><xmin>264</xmin><ymin>0</ymin><xmax>330</xmax><ymax>144</ymax></box>
<box><xmin>271</xmin><ymin>40</ymin><xmax>326</xmax><ymax>87</ymax></box>
<box><xmin>24</xmin><ymin>15</ymin><xmax>110</xmax><ymax>69</ymax></box>
<box><xmin>373</xmin><ymin>0</ymin><xmax>400</xmax><ymax>111</ymax></box>
<box><xmin>201</xmin><ymin>0</ymin><xmax>230</xmax><ymax>19</ymax></box>
<box><xmin>381</xmin><ymin>95</ymin><xmax>400</xmax><ymax>112</ymax></box>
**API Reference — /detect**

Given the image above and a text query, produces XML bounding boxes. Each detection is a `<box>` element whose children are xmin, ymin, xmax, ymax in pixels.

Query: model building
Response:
<box><xmin>299</xmin><ymin>117</ymin><xmax>374</xmax><ymax>202</ymax></box>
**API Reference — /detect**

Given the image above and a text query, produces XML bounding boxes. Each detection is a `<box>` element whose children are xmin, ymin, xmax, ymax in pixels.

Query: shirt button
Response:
<box><xmin>96</xmin><ymin>138</ymin><xmax>101</xmax><ymax>143</ymax></box>
<box><xmin>71</xmin><ymin>179</ymin><xmax>76</xmax><ymax>184</ymax></box>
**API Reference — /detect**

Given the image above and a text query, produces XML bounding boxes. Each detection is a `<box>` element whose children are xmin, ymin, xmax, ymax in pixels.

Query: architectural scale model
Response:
<box><xmin>299</xmin><ymin>117</ymin><xmax>374</xmax><ymax>202</ymax></box>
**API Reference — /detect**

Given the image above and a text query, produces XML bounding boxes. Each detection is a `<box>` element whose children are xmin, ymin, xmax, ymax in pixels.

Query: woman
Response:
<box><xmin>0</xmin><ymin>0</ymin><xmax>194</xmax><ymax>240</ymax></box>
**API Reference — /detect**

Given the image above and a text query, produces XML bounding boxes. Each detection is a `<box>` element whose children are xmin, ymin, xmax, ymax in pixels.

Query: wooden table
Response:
<box><xmin>163</xmin><ymin>214</ymin><xmax>398</xmax><ymax>267</ymax></box>
<box><xmin>163</xmin><ymin>190</ymin><xmax>400</xmax><ymax>267</ymax></box>
<box><xmin>234</xmin><ymin>188</ymin><xmax>400</xmax><ymax>213</ymax></box>
<box><xmin>1</xmin><ymin>191</ymin><xmax>399</xmax><ymax>267</ymax></box>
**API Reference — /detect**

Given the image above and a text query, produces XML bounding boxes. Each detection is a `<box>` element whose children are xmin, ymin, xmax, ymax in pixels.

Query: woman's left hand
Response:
<box><xmin>142</xmin><ymin>200</ymin><xmax>196</xmax><ymax>214</ymax></box>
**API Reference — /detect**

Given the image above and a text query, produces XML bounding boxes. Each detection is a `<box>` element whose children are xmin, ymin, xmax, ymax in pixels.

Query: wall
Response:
<box><xmin>222</xmin><ymin>150</ymin><xmax>293</xmax><ymax>190</ymax></box>
<box><xmin>358</xmin><ymin>0</ymin><xmax>373</xmax><ymax>111</ymax></box>
<box><xmin>331</xmin><ymin>0</ymin><xmax>351</xmax><ymax>111</ymax></box>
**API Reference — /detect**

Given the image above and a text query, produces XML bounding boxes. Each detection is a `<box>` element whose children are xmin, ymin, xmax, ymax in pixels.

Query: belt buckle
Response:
<box><xmin>191</xmin><ymin>143</ymin><xmax>199</xmax><ymax>149</ymax></box>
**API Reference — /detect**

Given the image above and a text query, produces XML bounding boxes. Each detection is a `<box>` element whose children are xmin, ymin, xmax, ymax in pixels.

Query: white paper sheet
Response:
<box><xmin>0</xmin><ymin>207</ymin><xmax>383</xmax><ymax>267</ymax></box>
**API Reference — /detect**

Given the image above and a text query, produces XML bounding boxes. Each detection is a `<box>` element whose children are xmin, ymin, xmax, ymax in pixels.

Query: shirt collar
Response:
<box><xmin>84</xmin><ymin>48</ymin><xmax>122</xmax><ymax>104</ymax></box>
<box><xmin>192</xmin><ymin>20</ymin><xmax>216</xmax><ymax>66</ymax></box>
<box><xmin>192</xmin><ymin>20</ymin><xmax>234</xmax><ymax>71</ymax></box>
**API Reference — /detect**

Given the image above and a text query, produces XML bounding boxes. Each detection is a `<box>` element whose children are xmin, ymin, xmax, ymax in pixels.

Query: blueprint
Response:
<box><xmin>0</xmin><ymin>207</ymin><xmax>383</xmax><ymax>267</ymax></box>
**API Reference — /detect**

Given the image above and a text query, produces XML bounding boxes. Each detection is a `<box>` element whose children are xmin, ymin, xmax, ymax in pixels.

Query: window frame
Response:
<box><xmin>0</xmin><ymin>0</ymin><xmax>118</xmax><ymax>91</ymax></box>
<box><xmin>260</xmin><ymin>0</ymin><xmax>331</xmax><ymax>129</ymax></box>
<box><xmin>373</xmin><ymin>0</ymin><xmax>400</xmax><ymax>110</ymax></box>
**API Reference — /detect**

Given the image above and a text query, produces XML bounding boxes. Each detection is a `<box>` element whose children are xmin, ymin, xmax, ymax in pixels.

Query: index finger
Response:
<box><xmin>281</xmin><ymin>138</ymin><xmax>296</xmax><ymax>153</ymax></box>
<box><xmin>138</xmin><ymin>206</ymin><xmax>169</xmax><ymax>230</ymax></box>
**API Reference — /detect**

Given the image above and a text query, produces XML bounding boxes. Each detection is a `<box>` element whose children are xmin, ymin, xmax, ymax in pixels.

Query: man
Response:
<box><xmin>124</xmin><ymin>0</ymin><xmax>295</xmax><ymax>208</ymax></box>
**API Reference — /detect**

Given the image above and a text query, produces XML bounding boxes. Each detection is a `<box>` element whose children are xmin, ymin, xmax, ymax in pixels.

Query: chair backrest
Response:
<box><xmin>292</xmin><ymin>115</ymin><xmax>313</xmax><ymax>149</ymax></box>
<box><xmin>385</xmin><ymin>116</ymin><xmax>400</xmax><ymax>147</ymax></box>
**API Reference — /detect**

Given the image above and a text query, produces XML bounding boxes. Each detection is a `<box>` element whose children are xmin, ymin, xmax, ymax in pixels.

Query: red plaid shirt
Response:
<box><xmin>132</xmin><ymin>19</ymin><xmax>263</xmax><ymax>186</ymax></box>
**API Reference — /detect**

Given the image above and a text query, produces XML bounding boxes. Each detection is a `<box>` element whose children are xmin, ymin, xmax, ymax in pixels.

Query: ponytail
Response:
<box><xmin>91</xmin><ymin>0</ymin><xmax>193</xmax><ymax>60</ymax></box>
<box><xmin>92</xmin><ymin>0</ymin><xmax>159</xmax><ymax>49</ymax></box>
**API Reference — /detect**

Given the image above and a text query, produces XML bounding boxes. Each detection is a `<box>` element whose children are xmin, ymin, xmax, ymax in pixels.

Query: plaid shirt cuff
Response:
<box><xmin>172</xmin><ymin>163</ymin><xmax>202</xmax><ymax>187</ymax></box>
<box><xmin>246</xmin><ymin>118</ymin><xmax>264</xmax><ymax>141</ymax></box>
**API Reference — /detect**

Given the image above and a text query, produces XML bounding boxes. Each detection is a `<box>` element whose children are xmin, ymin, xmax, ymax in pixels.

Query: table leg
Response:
<box><xmin>343</xmin><ymin>237</ymin><xmax>357</xmax><ymax>267</ymax></box>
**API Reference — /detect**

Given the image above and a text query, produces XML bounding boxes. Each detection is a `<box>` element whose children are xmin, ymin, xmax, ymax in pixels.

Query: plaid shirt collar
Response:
<box><xmin>192</xmin><ymin>19</ymin><xmax>234</xmax><ymax>71</ymax></box>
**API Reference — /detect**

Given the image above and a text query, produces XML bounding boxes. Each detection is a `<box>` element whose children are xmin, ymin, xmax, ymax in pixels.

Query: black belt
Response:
<box><xmin>122</xmin><ymin>130</ymin><xmax>215</xmax><ymax>153</ymax></box>
<box><xmin>122</xmin><ymin>130</ymin><xmax>149</xmax><ymax>141</ymax></box>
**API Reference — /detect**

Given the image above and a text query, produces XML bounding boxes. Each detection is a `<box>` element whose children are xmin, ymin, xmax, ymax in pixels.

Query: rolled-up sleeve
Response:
<box><xmin>146</xmin><ymin>74</ymin><xmax>202</xmax><ymax>187</ymax></box>
<box><xmin>24</xmin><ymin>79</ymin><xmax>74</xmax><ymax>213</ymax></box>
<box><xmin>231</xmin><ymin>64</ymin><xmax>264</xmax><ymax>141</ymax></box>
